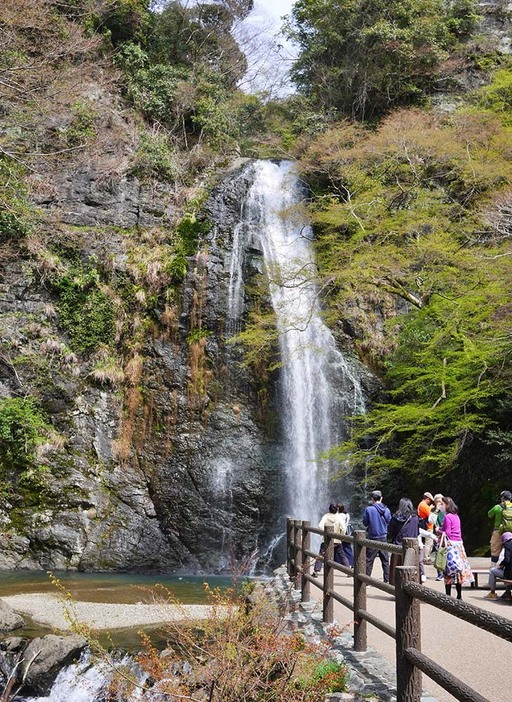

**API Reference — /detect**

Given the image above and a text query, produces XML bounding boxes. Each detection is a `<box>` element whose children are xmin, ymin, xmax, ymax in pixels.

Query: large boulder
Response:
<box><xmin>20</xmin><ymin>634</ymin><xmax>87</xmax><ymax>696</ymax></box>
<box><xmin>0</xmin><ymin>600</ymin><xmax>24</xmax><ymax>632</ymax></box>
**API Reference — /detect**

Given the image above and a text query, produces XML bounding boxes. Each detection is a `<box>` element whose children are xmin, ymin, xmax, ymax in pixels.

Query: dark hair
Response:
<box><xmin>443</xmin><ymin>496</ymin><xmax>458</xmax><ymax>514</ymax></box>
<box><xmin>501</xmin><ymin>490</ymin><xmax>512</xmax><ymax>501</ymax></box>
<box><xmin>395</xmin><ymin>497</ymin><xmax>414</xmax><ymax>519</ymax></box>
<box><xmin>337</xmin><ymin>503</ymin><xmax>346</xmax><ymax>514</ymax></box>
<box><xmin>329</xmin><ymin>503</ymin><xmax>337</xmax><ymax>514</ymax></box>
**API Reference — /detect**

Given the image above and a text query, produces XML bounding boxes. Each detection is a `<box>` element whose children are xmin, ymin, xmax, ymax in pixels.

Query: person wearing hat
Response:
<box><xmin>418</xmin><ymin>491</ymin><xmax>435</xmax><ymax>564</ymax></box>
<box><xmin>362</xmin><ymin>490</ymin><xmax>391</xmax><ymax>582</ymax></box>
<box><xmin>484</xmin><ymin>531</ymin><xmax>512</xmax><ymax>600</ymax></box>
<box><xmin>488</xmin><ymin>491</ymin><xmax>512</xmax><ymax>563</ymax></box>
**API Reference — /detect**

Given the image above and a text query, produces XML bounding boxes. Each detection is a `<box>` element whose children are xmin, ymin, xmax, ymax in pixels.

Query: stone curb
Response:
<box><xmin>268</xmin><ymin>565</ymin><xmax>439</xmax><ymax>702</ymax></box>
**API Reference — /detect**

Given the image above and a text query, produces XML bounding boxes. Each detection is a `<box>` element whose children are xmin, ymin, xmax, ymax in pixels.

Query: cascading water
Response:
<box><xmin>239</xmin><ymin>160</ymin><xmax>365</xmax><ymax>527</ymax></box>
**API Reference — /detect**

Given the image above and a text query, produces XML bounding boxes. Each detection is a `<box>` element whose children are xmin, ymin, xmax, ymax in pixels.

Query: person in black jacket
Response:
<box><xmin>387</xmin><ymin>498</ymin><xmax>420</xmax><ymax>586</ymax></box>
<box><xmin>484</xmin><ymin>531</ymin><xmax>512</xmax><ymax>600</ymax></box>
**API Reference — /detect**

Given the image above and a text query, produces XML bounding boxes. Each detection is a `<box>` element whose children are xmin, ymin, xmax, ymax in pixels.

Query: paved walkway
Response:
<box><xmin>309</xmin><ymin>557</ymin><xmax>512</xmax><ymax>702</ymax></box>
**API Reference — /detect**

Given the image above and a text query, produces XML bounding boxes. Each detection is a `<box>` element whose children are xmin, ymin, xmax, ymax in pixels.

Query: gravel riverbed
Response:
<box><xmin>2</xmin><ymin>593</ymin><xmax>221</xmax><ymax>631</ymax></box>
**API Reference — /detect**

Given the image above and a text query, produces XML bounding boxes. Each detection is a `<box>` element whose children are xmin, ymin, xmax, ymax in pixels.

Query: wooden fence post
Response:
<box><xmin>302</xmin><ymin>520</ymin><xmax>311</xmax><ymax>603</ymax></box>
<box><xmin>323</xmin><ymin>526</ymin><xmax>335</xmax><ymax>624</ymax></box>
<box><xmin>395</xmin><ymin>565</ymin><xmax>422</xmax><ymax>702</ymax></box>
<box><xmin>286</xmin><ymin>518</ymin><xmax>293</xmax><ymax>577</ymax></box>
<box><xmin>401</xmin><ymin>537</ymin><xmax>419</xmax><ymax>580</ymax></box>
<box><xmin>294</xmin><ymin>519</ymin><xmax>302</xmax><ymax>590</ymax></box>
<box><xmin>353</xmin><ymin>529</ymin><xmax>367</xmax><ymax>652</ymax></box>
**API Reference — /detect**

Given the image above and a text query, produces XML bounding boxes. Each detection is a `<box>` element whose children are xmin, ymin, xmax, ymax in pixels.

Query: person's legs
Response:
<box><xmin>490</xmin><ymin>529</ymin><xmax>502</xmax><ymax>564</ymax></box>
<box><xmin>445</xmin><ymin>584</ymin><xmax>452</xmax><ymax>596</ymax></box>
<box><xmin>485</xmin><ymin>566</ymin><xmax>504</xmax><ymax>597</ymax></box>
<box><xmin>334</xmin><ymin>543</ymin><xmax>350</xmax><ymax>567</ymax></box>
<box><xmin>423</xmin><ymin>536</ymin><xmax>434</xmax><ymax>563</ymax></box>
<box><xmin>342</xmin><ymin>541</ymin><xmax>354</xmax><ymax>567</ymax></box>
<box><xmin>313</xmin><ymin>542</ymin><xmax>325</xmax><ymax>575</ymax></box>
<box><xmin>456</xmin><ymin>582</ymin><xmax>462</xmax><ymax>600</ymax></box>
<box><xmin>378</xmin><ymin>548</ymin><xmax>390</xmax><ymax>583</ymax></box>
<box><xmin>366</xmin><ymin>547</ymin><xmax>378</xmax><ymax>576</ymax></box>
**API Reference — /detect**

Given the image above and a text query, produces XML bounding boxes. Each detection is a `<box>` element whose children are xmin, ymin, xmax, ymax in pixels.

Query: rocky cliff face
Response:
<box><xmin>0</xmin><ymin>155</ymin><xmax>286</xmax><ymax>573</ymax></box>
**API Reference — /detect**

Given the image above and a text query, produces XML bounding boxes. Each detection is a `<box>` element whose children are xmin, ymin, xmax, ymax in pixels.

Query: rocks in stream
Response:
<box><xmin>0</xmin><ymin>633</ymin><xmax>87</xmax><ymax>697</ymax></box>
<box><xmin>0</xmin><ymin>600</ymin><xmax>24</xmax><ymax>633</ymax></box>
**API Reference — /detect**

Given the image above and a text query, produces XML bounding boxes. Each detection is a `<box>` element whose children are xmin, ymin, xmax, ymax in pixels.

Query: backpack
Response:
<box><xmin>500</xmin><ymin>501</ymin><xmax>512</xmax><ymax>533</ymax></box>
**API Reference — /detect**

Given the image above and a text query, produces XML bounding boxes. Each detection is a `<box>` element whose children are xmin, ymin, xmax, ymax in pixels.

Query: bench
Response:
<box><xmin>496</xmin><ymin>577</ymin><xmax>512</xmax><ymax>589</ymax></box>
<box><xmin>470</xmin><ymin>569</ymin><xmax>489</xmax><ymax>589</ymax></box>
<box><xmin>469</xmin><ymin>571</ymin><xmax>512</xmax><ymax>589</ymax></box>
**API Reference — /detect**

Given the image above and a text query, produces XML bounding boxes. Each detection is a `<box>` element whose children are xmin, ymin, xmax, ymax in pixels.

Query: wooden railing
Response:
<box><xmin>286</xmin><ymin>518</ymin><xmax>512</xmax><ymax>702</ymax></box>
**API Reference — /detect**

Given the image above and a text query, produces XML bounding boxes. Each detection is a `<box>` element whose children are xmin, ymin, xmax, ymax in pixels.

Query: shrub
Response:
<box><xmin>53</xmin><ymin>265</ymin><xmax>116</xmax><ymax>353</ymax></box>
<box><xmin>132</xmin><ymin>132</ymin><xmax>179</xmax><ymax>181</ymax></box>
<box><xmin>0</xmin><ymin>397</ymin><xmax>48</xmax><ymax>472</ymax></box>
<box><xmin>0</xmin><ymin>211</ymin><xmax>29</xmax><ymax>242</ymax></box>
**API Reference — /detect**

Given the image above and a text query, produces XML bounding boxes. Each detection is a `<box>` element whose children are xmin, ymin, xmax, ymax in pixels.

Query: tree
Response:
<box><xmin>298</xmin><ymin>107</ymin><xmax>512</xmax><ymax>481</ymax></box>
<box><xmin>284</xmin><ymin>0</ymin><xmax>479</xmax><ymax>119</ymax></box>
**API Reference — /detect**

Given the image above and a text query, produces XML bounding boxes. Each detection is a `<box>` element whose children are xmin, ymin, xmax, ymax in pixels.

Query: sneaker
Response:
<box><xmin>421</xmin><ymin>575</ymin><xmax>427</xmax><ymax>583</ymax></box>
<box><xmin>500</xmin><ymin>591</ymin><xmax>512</xmax><ymax>600</ymax></box>
<box><xmin>484</xmin><ymin>592</ymin><xmax>498</xmax><ymax>599</ymax></box>
<box><xmin>435</xmin><ymin>574</ymin><xmax>443</xmax><ymax>581</ymax></box>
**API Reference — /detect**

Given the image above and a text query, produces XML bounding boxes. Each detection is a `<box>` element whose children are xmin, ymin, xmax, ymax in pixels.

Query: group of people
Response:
<box><xmin>312</xmin><ymin>502</ymin><xmax>353</xmax><ymax>576</ymax></box>
<box><xmin>362</xmin><ymin>490</ymin><xmax>473</xmax><ymax>598</ymax></box>
<box><xmin>314</xmin><ymin>488</ymin><xmax>488</xmax><ymax>600</ymax></box>
<box><xmin>314</xmin><ymin>488</ymin><xmax>512</xmax><ymax>601</ymax></box>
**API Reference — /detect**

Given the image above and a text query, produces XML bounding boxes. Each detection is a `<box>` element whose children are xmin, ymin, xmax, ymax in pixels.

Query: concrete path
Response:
<box><xmin>310</xmin><ymin>557</ymin><xmax>512</xmax><ymax>702</ymax></box>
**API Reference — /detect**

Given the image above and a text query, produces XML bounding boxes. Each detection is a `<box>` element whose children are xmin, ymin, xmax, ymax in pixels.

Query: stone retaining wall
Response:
<box><xmin>269</xmin><ymin>565</ymin><xmax>439</xmax><ymax>702</ymax></box>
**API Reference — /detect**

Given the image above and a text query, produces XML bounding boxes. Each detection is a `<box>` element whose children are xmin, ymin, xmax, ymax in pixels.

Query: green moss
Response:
<box><xmin>52</xmin><ymin>264</ymin><xmax>116</xmax><ymax>353</ymax></box>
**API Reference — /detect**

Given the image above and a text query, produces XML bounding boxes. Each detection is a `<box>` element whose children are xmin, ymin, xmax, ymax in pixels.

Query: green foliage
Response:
<box><xmin>53</xmin><ymin>264</ymin><xmax>116</xmax><ymax>353</ymax></box>
<box><xmin>132</xmin><ymin>132</ymin><xmax>179</xmax><ymax>181</ymax></box>
<box><xmin>0</xmin><ymin>397</ymin><xmax>48</xmax><ymax>472</ymax></box>
<box><xmin>176</xmin><ymin>212</ymin><xmax>211</xmax><ymax>256</ymax></box>
<box><xmin>478</xmin><ymin>67</ymin><xmax>512</xmax><ymax>123</ymax></box>
<box><xmin>300</xmin><ymin>107</ymin><xmax>512</xmax><ymax>481</ymax></box>
<box><xmin>0</xmin><ymin>210</ymin><xmax>29</xmax><ymax>242</ymax></box>
<box><xmin>98</xmin><ymin>0</ymin><xmax>152</xmax><ymax>45</ymax></box>
<box><xmin>117</xmin><ymin>47</ymin><xmax>188</xmax><ymax>124</ymax></box>
<box><xmin>297</xmin><ymin>659</ymin><xmax>346</xmax><ymax>693</ymax></box>
<box><xmin>65</xmin><ymin>99</ymin><xmax>97</xmax><ymax>146</ymax></box>
<box><xmin>0</xmin><ymin>397</ymin><xmax>55</xmax><ymax>505</ymax></box>
<box><xmin>0</xmin><ymin>155</ymin><xmax>32</xmax><ymax>242</ymax></box>
<box><xmin>285</xmin><ymin>0</ymin><xmax>480</xmax><ymax>119</ymax></box>
<box><xmin>187</xmin><ymin>328</ymin><xmax>211</xmax><ymax>344</ymax></box>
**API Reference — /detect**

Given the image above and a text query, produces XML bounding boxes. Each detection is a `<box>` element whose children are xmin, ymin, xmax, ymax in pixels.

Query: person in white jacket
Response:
<box><xmin>313</xmin><ymin>503</ymin><xmax>351</xmax><ymax>576</ymax></box>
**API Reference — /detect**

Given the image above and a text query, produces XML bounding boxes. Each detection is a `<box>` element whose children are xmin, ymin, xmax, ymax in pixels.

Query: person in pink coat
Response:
<box><xmin>438</xmin><ymin>496</ymin><xmax>474</xmax><ymax>599</ymax></box>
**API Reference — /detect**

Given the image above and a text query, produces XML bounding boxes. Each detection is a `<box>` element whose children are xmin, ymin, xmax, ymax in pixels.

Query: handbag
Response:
<box><xmin>434</xmin><ymin>533</ymin><xmax>448</xmax><ymax>572</ymax></box>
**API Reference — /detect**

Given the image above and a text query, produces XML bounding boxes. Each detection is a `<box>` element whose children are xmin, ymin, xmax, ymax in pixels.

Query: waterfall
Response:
<box><xmin>241</xmin><ymin>160</ymin><xmax>365</xmax><ymax>527</ymax></box>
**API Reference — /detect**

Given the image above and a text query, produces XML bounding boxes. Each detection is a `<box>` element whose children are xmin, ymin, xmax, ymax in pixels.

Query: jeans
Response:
<box><xmin>488</xmin><ymin>566</ymin><xmax>504</xmax><ymax>590</ymax></box>
<box><xmin>366</xmin><ymin>535</ymin><xmax>390</xmax><ymax>582</ymax></box>
<box><xmin>314</xmin><ymin>542</ymin><xmax>351</xmax><ymax>572</ymax></box>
